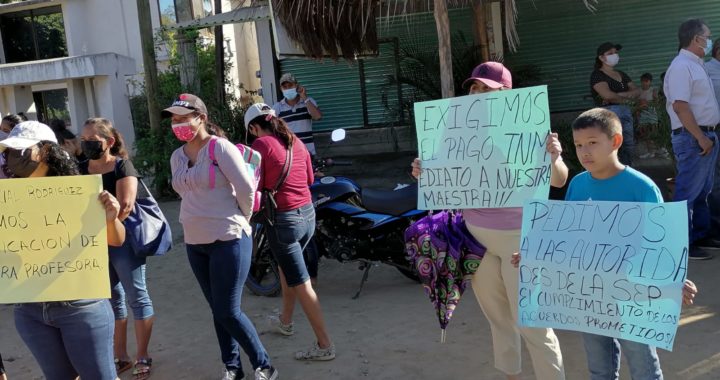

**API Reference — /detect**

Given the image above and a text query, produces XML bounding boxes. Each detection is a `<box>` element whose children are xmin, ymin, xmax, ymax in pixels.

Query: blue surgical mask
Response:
<box><xmin>705</xmin><ymin>38</ymin><xmax>713</xmax><ymax>56</ymax></box>
<box><xmin>282</xmin><ymin>88</ymin><xmax>298</xmax><ymax>100</ymax></box>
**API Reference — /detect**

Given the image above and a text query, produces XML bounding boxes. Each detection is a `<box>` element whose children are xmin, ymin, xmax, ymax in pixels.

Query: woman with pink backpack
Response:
<box><xmin>163</xmin><ymin>94</ymin><xmax>278</xmax><ymax>380</ymax></box>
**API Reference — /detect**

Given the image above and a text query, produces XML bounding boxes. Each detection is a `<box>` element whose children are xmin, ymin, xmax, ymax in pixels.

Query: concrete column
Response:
<box><xmin>0</xmin><ymin>87</ymin><xmax>12</xmax><ymax>115</ymax></box>
<box><xmin>12</xmin><ymin>85</ymin><xmax>36</xmax><ymax>120</ymax></box>
<box><xmin>84</xmin><ymin>78</ymin><xmax>98</xmax><ymax>117</ymax></box>
<box><xmin>66</xmin><ymin>79</ymin><xmax>89</xmax><ymax>132</ymax></box>
<box><xmin>256</xmin><ymin>20</ymin><xmax>279</xmax><ymax>105</ymax></box>
<box><xmin>93</xmin><ymin>76</ymin><xmax>136</xmax><ymax>154</ymax></box>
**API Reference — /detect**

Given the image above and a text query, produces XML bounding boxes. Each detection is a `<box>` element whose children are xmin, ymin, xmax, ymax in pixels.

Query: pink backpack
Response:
<box><xmin>208</xmin><ymin>137</ymin><xmax>262</xmax><ymax>212</ymax></box>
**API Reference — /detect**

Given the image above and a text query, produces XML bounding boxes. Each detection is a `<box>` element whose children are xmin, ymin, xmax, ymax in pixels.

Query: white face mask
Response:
<box><xmin>604</xmin><ymin>54</ymin><xmax>620</xmax><ymax>67</ymax></box>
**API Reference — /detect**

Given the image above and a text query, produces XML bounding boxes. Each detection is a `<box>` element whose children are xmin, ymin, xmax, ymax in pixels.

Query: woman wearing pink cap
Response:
<box><xmin>412</xmin><ymin>62</ymin><xmax>568</xmax><ymax>380</ymax></box>
<box><xmin>164</xmin><ymin>94</ymin><xmax>278</xmax><ymax>380</ymax></box>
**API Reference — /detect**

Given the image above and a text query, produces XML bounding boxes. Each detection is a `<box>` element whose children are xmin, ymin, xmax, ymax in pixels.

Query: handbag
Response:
<box><xmin>117</xmin><ymin>161</ymin><xmax>173</xmax><ymax>257</ymax></box>
<box><xmin>261</xmin><ymin>144</ymin><xmax>293</xmax><ymax>226</ymax></box>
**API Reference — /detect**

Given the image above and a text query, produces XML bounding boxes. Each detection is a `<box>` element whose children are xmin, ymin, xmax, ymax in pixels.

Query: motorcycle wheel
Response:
<box><xmin>245</xmin><ymin>226</ymin><xmax>281</xmax><ymax>297</ymax></box>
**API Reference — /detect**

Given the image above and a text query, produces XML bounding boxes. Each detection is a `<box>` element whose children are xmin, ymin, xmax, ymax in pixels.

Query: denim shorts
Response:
<box><xmin>265</xmin><ymin>203</ymin><xmax>316</xmax><ymax>287</ymax></box>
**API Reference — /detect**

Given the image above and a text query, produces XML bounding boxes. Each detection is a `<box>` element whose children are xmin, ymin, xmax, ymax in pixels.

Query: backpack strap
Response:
<box><xmin>208</xmin><ymin>137</ymin><xmax>218</xmax><ymax>189</ymax></box>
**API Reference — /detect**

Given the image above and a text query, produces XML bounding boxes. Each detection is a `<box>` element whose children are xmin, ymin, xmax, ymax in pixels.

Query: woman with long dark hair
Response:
<box><xmin>79</xmin><ymin>118</ymin><xmax>155</xmax><ymax>379</ymax></box>
<box><xmin>245</xmin><ymin>103</ymin><xmax>335</xmax><ymax>361</ymax></box>
<box><xmin>164</xmin><ymin>94</ymin><xmax>278</xmax><ymax>380</ymax></box>
<box><xmin>2</xmin><ymin>121</ymin><xmax>125</xmax><ymax>380</ymax></box>
<box><xmin>590</xmin><ymin>42</ymin><xmax>641</xmax><ymax>165</ymax></box>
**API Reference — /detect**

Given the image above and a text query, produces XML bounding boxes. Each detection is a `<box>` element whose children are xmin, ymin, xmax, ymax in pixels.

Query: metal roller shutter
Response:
<box><xmin>279</xmin><ymin>8</ymin><xmax>474</xmax><ymax>131</ymax></box>
<box><xmin>506</xmin><ymin>0</ymin><xmax>720</xmax><ymax>112</ymax></box>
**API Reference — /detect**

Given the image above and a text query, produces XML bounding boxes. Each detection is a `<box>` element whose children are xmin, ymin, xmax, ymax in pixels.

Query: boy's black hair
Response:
<box><xmin>640</xmin><ymin>73</ymin><xmax>653</xmax><ymax>81</ymax></box>
<box><xmin>571</xmin><ymin>108</ymin><xmax>622</xmax><ymax>138</ymax></box>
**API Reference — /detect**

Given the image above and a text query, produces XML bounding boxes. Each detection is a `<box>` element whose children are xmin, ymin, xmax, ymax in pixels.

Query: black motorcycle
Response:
<box><xmin>246</xmin><ymin>158</ymin><xmax>425</xmax><ymax>298</ymax></box>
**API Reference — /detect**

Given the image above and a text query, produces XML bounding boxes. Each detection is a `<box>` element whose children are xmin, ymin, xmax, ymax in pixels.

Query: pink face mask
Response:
<box><xmin>171</xmin><ymin>119</ymin><xmax>198</xmax><ymax>142</ymax></box>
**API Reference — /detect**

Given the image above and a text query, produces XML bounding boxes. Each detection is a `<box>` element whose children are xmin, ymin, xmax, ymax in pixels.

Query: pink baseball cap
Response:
<box><xmin>462</xmin><ymin>62</ymin><xmax>513</xmax><ymax>90</ymax></box>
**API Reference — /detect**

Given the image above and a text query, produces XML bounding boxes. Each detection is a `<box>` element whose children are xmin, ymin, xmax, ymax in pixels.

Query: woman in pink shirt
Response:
<box><xmin>164</xmin><ymin>94</ymin><xmax>277</xmax><ymax>380</ymax></box>
<box><xmin>412</xmin><ymin>63</ymin><xmax>568</xmax><ymax>380</ymax></box>
<box><xmin>245</xmin><ymin>103</ymin><xmax>335</xmax><ymax>361</ymax></box>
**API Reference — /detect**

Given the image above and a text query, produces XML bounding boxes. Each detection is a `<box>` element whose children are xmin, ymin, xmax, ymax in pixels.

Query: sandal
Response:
<box><xmin>115</xmin><ymin>358</ymin><xmax>132</xmax><ymax>374</ymax></box>
<box><xmin>132</xmin><ymin>358</ymin><xmax>153</xmax><ymax>379</ymax></box>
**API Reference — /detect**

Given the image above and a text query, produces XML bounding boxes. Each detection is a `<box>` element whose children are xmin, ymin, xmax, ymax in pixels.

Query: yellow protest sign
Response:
<box><xmin>0</xmin><ymin>175</ymin><xmax>109</xmax><ymax>303</ymax></box>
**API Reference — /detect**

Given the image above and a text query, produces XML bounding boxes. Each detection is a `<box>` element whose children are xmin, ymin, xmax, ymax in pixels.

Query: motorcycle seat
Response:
<box><xmin>361</xmin><ymin>184</ymin><xmax>418</xmax><ymax>217</ymax></box>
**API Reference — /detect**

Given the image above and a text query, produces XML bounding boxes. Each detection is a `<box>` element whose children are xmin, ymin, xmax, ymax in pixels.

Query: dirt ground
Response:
<box><xmin>2</xmin><ymin>157</ymin><xmax>720</xmax><ymax>380</ymax></box>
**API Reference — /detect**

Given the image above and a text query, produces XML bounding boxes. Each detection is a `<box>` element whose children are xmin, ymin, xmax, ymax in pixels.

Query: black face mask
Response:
<box><xmin>81</xmin><ymin>140</ymin><xmax>106</xmax><ymax>160</ymax></box>
<box><xmin>6</xmin><ymin>147</ymin><xmax>39</xmax><ymax>178</ymax></box>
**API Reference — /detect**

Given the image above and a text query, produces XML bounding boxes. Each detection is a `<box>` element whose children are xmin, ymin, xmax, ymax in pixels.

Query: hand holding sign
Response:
<box><xmin>414</xmin><ymin>86</ymin><xmax>552</xmax><ymax>210</ymax></box>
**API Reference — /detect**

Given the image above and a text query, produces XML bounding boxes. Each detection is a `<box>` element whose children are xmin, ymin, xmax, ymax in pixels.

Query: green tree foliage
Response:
<box><xmin>130</xmin><ymin>32</ymin><xmax>248</xmax><ymax>197</ymax></box>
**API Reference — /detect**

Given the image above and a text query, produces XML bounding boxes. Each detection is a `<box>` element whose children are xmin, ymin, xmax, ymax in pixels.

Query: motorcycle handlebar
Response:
<box><xmin>314</xmin><ymin>158</ymin><xmax>353</xmax><ymax>168</ymax></box>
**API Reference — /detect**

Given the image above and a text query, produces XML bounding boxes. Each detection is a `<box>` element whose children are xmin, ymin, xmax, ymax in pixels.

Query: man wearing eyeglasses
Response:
<box><xmin>665</xmin><ymin>18</ymin><xmax>720</xmax><ymax>260</ymax></box>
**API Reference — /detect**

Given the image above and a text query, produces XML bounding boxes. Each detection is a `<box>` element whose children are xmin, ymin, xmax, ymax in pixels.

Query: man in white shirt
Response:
<box><xmin>272</xmin><ymin>73</ymin><xmax>323</xmax><ymax>156</ymax></box>
<box><xmin>665</xmin><ymin>19</ymin><xmax>720</xmax><ymax>259</ymax></box>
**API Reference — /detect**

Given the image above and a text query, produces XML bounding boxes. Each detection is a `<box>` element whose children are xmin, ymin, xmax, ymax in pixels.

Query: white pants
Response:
<box><xmin>468</xmin><ymin>224</ymin><xmax>565</xmax><ymax>379</ymax></box>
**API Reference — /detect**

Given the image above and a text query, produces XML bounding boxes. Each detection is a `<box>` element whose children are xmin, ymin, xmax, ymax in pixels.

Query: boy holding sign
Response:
<box><xmin>514</xmin><ymin>108</ymin><xmax>697</xmax><ymax>379</ymax></box>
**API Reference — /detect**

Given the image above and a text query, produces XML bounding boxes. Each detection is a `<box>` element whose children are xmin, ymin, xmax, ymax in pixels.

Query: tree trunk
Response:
<box><xmin>136</xmin><ymin>0</ymin><xmax>161</xmax><ymax>131</ymax></box>
<box><xmin>434</xmin><ymin>0</ymin><xmax>454</xmax><ymax>98</ymax></box>
<box><xmin>214</xmin><ymin>0</ymin><xmax>225</xmax><ymax>105</ymax></box>
<box><xmin>473</xmin><ymin>0</ymin><xmax>490</xmax><ymax>62</ymax></box>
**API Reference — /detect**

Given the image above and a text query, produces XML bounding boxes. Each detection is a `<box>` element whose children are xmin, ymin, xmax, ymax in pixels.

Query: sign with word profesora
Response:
<box><xmin>0</xmin><ymin>175</ymin><xmax>110</xmax><ymax>303</ymax></box>
<box><xmin>414</xmin><ymin>85</ymin><xmax>551</xmax><ymax>210</ymax></box>
<box><xmin>518</xmin><ymin>199</ymin><xmax>688</xmax><ymax>351</ymax></box>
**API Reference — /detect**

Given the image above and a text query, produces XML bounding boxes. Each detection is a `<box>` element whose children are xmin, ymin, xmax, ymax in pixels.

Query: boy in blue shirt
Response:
<box><xmin>514</xmin><ymin>108</ymin><xmax>698</xmax><ymax>379</ymax></box>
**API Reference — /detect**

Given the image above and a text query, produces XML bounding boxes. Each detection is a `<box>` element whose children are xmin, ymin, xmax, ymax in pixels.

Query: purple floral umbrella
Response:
<box><xmin>405</xmin><ymin>210</ymin><xmax>485</xmax><ymax>342</ymax></box>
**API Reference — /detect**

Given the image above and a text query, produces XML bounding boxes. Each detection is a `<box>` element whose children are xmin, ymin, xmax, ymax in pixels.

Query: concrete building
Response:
<box><xmin>0</xmin><ymin>0</ymin><xmax>157</xmax><ymax>148</ymax></box>
<box><xmin>0</xmin><ymin>0</ymin><xmax>263</xmax><ymax>151</ymax></box>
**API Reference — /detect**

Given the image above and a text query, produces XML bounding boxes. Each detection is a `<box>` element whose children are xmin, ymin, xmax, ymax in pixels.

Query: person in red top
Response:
<box><xmin>246</xmin><ymin>103</ymin><xmax>335</xmax><ymax>361</ymax></box>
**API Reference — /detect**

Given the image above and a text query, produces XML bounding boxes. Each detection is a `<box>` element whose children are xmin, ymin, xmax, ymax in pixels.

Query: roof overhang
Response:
<box><xmin>165</xmin><ymin>4</ymin><xmax>270</xmax><ymax>30</ymax></box>
<box><xmin>0</xmin><ymin>0</ymin><xmax>57</xmax><ymax>13</ymax></box>
<box><xmin>0</xmin><ymin>53</ymin><xmax>136</xmax><ymax>86</ymax></box>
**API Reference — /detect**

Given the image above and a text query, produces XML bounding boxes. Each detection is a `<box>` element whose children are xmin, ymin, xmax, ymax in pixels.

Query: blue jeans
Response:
<box><xmin>266</xmin><ymin>204</ymin><xmax>316</xmax><ymax>287</ymax></box>
<box><xmin>672</xmin><ymin>130</ymin><xmax>720</xmax><ymax>242</ymax></box>
<box><xmin>605</xmin><ymin>104</ymin><xmax>635</xmax><ymax>166</ymax></box>
<box><xmin>186</xmin><ymin>236</ymin><xmax>270</xmax><ymax>373</ymax></box>
<box><xmin>14</xmin><ymin>299</ymin><xmax>116</xmax><ymax>380</ymax></box>
<box><xmin>583</xmin><ymin>333</ymin><xmax>662</xmax><ymax>380</ymax></box>
<box><xmin>109</xmin><ymin>239</ymin><xmax>154</xmax><ymax>320</ymax></box>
